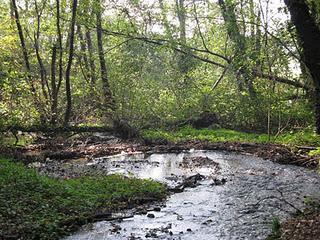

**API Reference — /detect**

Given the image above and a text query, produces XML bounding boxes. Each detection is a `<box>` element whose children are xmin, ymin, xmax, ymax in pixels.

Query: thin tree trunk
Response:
<box><xmin>51</xmin><ymin>44</ymin><xmax>58</xmax><ymax>125</ymax></box>
<box><xmin>96</xmin><ymin>0</ymin><xmax>116</xmax><ymax>119</ymax></box>
<box><xmin>284</xmin><ymin>0</ymin><xmax>320</xmax><ymax>133</ymax></box>
<box><xmin>56</xmin><ymin>0</ymin><xmax>63</xmax><ymax>93</ymax></box>
<box><xmin>255</xmin><ymin>9</ymin><xmax>262</xmax><ymax>70</ymax></box>
<box><xmin>85</xmin><ymin>28</ymin><xmax>97</xmax><ymax>86</ymax></box>
<box><xmin>64</xmin><ymin>0</ymin><xmax>78</xmax><ymax>125</ymax></box>
<box><xmin>11</xmin><ymin>0</ymin><xmax>36</xmax><ymax>93</ymax></box>
<box><xmin>50</xmin><ymin>0</ymin><xmax>63</xmax><ymax>125</ymax></box>
<box><xmin>176</xmin><ymin>0</ymin><xmax>190</xmax><ymax>75</ymax></box>
<box><xmin>77</xmin><ymin>24</ymin><xmax>90</xmax><ymax>82</ymax></box>
<box><xmin>11</xmin><ymin>0</ymin><xmax>49</xmax><ymax>124</ymax></box>
<box><xmin>34</xmin><ymin>0</ymin><xmax>49</xmax><ymax>100</ymax></box>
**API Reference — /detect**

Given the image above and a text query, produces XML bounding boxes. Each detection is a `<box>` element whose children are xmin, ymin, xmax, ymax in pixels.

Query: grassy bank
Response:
<box><xmin>143</xmin><ymin>126</ymin><xmax>320</xmax><ymax>147</ymax></box>
<box><xmin>0</xmin><ymin>158</ymin><xmax>166</xmax><ymax>240</ymax></box>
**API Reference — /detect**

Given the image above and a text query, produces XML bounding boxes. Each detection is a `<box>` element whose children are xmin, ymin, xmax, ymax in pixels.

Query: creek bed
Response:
<box><xmin>56</xmin><ymin>150</ymin><xmax>320</xmax><ymax>240</ymax></box>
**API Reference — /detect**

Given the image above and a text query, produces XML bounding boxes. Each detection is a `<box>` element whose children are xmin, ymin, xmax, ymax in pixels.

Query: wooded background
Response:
<box><xmin>1</xmin><ymin>0</ymin><xmax>319</xmax><ymax>134</ymax></box>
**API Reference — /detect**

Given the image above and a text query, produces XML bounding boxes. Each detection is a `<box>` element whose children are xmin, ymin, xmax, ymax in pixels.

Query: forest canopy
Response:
<box><xmin>1</xmin><ymin>0</ymin><xmax>320</xmax><ymax>134</ymax></box>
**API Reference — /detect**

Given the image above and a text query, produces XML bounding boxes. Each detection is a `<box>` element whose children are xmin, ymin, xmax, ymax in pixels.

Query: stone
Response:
<box><xmin>154</xmin><ymin>207</ymin><xmax>161</xmax><ymax>212</ymax></box>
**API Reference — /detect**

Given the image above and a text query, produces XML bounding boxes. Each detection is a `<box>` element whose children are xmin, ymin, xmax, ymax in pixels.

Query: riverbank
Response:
<box><xmin>0</xmin><ymin>158</ymin><xmax>166</xmax><ymax>239</ymax></box>
<box><xmin>267</xmin><ymin>198</ymin><xmax>320</xmax><ymax>240</ymax></box>
<box><xmin>143</xmin><ymin>127</ymin><xmax>320</xmax><ymax>146</ymax></box>
<box><xmin>2</xmin><ymin>128</ymin><xmax>318</xmax><ymax>169</ymax></box>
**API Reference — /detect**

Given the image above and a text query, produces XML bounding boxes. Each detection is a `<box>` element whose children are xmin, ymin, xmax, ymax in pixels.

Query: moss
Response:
<box><xmin>0</xmin><ymin>158</ymin><xmax>166</xmax><ymax>239</ymax></box>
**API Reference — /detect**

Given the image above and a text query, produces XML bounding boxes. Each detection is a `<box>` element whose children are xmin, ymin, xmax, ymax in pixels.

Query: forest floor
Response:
<box><xmin>1</xmin><ymin>127</ymin><xmax>320</xmax><ymax>239</ymax></box>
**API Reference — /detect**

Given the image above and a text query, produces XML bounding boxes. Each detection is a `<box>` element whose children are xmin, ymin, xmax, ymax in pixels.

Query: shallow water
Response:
<box><xmin>65</xmin><ymin>151</ymin><xmax>320</xmax><ymax>240</ymax></box>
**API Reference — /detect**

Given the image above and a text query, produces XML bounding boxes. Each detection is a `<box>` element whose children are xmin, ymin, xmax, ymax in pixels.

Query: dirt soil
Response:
<box><xmin>280</xmin><ymin>210</ymin><xmax>320</xmax><ymax>240</ymax></box>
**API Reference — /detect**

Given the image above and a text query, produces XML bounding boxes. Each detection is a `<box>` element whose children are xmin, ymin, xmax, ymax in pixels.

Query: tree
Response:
<box><xmin>95</xmin><ymin>0</ymin><xmax>116</xmax><ymax>121</ymax></box>
<box><xmin>51</xmin><ymin>0</ymin><xmax>64</xmax><ymax>125</ymax></box>
<box><xmin>0</xmin><ymin>0</ymin><xmax>315</xmax><ymax>132</ymax></box>
<box><xmin>284</xmin><ymin>0</ymin><xmax>320</xmax><ymax>133</ymax></box>
<box><xmin>218</xmin><ymin>0</ymin><xmax>257</xmax><ymax>98</ymax></box>
<box><xmin>64</xmin><ymin>0</ymin><xmax>78</xmax><ymax>125</ymax></box>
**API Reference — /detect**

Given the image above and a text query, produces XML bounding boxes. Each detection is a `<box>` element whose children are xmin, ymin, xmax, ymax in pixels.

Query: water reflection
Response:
<box><xmin>66</xmin><ymin>151</ymin><xmax>320</xmax><ymax>240</ymax></box>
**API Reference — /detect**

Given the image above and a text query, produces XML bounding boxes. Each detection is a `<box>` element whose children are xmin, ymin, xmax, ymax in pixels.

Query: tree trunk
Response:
<box><xmin>64</xmin><ymin>0</ymin><xmax>78</xmax><ymax>126</ymax></box>
<box><xmin>11</xmin><ymin>0</ymin><xmax>50</xmax><ymax>124</ymax></box>
<box><xmin>85</xmin><ymin>28</ymin><xmax>97</xmax><ymax>86</ymax></box>
<box><xmin>55</xmin><ymin>0</ymin><xmax>63</xmax><ymax>95</ymax></box>
<box><xmin>50</xmin><ymin>44</ymin><xmax>58</xmax><ymax>125</ymax></box>
<box><xmin>284</xmin><ymin>0</ymin><xmax>320</xmax><ymax>133</ymax></box>
<box><xmin>11</xmin><ymin>0</ymin><xmax>36</xmax><ymax>93</ymax></box>
<box><xmin>77</xmin><ymin>24</ymin><xmax>90</xmax><ymax>83</ymax></box>
<box><xmin>34</xmin><ymin>0</ymin><xmax>49</xmax><ymax>101</ymax></box>
<box><xmin>96</xmin><ymin>0</ymin><xmax>116</xmax><ymax>120</ymax></box>
<box><xmin>218</xmin><ymin>0</ymin><xmax>256</xmax><ymax>98</ymax></box>
<box><xmin>176</xmin><ymin>0</ymin><xmax>191</xmax><ymax>75</ymax></box>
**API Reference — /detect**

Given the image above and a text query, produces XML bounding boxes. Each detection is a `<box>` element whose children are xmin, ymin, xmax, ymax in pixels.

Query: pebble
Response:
<box><xmin>145</xmin><ymin>232</ymin><xmax>158</xmax><ymax>238</ymax></box>
<box><xmin>154</xmin><ymin>207</ymin><xmax>161</xmax><ymax>212</ymax></box>
<box><xmin>177</xmin><ymin>215</ymin><xmax>184</xmax><ymax>220</ymax></box>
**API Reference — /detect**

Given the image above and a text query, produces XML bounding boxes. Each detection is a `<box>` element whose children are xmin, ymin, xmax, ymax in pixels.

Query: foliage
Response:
<box><xmin>0</xmin><ymin>158</ymin><xmax>166</xmax><ymax>239</ymax></box>
<box><xmin>309</xmin><ymin>147</ymin><xmax>320</xmax><ymax>156</ymax></box>
<box><xmin>304</xmin><ymin>197</ymin><xmax>320</xmax><ymax>212</ymax></box>
<box><xmin>143</xmin><ymin>126</ymin><xmax>320</xmax><ymax>146</ymax></box>
<box><xmin>0</xmin><ymin>0</ymin><xmax>316</xmax><ymax>132</ymax></box>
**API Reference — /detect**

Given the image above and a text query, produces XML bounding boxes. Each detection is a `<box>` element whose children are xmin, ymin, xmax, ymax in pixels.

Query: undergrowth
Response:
<box><xmin>143</xmin><ymin>126</ymin><xmax>320</xmax><ymax>146</ymax></box>
<box><xmin>0</xmin><ymin>158</ymin><xmax>166</xmax><ymax>239</ymax></box>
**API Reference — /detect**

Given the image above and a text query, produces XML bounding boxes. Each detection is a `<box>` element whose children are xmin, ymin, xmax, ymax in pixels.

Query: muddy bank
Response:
<box><xmin>147</xmin><ymin>140</ymin><xmax>319</xmax><ymax>169</ymax></box>
<box><xmin>1</xmin><ymin>134</ymin><xmax>318</xmax><ymax>169</ymax></box>
<box><xmin>278</xmin><ymin>199</ymin><xmax>320</xmax><ymax>240</ymax></box>
<box><xmin>280</xmin><ymin>213</ymin><xmax>320</xmax><ymax>240</ymax></box>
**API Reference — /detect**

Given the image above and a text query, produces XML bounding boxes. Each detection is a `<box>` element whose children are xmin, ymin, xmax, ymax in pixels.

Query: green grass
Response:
<box><xmin>0</xmin><ymin>158</ymin><xmax>166</xmax><ymax>239</ymax></box>
<box><xmin>266</xmin><ymin>218</ymin><xmax>281</xmax><ymax>240</ymax></box>
<box><xmin>309</xmin><ymin>147</ymin><xmax>320</xmax><ymax>156</ymax></box>
<box><xmin>143</xmin><ymin>126</ymin><xmax>320</xmax><ymax>146</ymax></box>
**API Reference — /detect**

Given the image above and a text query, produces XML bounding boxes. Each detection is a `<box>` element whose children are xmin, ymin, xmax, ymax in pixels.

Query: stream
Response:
<box><xmin>61</xmin><ymin>150</ymin><xmax>320</xmax><ymax>240</ymax></box>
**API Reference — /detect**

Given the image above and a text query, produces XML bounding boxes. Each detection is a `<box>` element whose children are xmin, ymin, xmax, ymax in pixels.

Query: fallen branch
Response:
<box><xmin>103</xmin><ymin>30</ymin><xmax>310</xmax><ymax>90</ymax></box>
